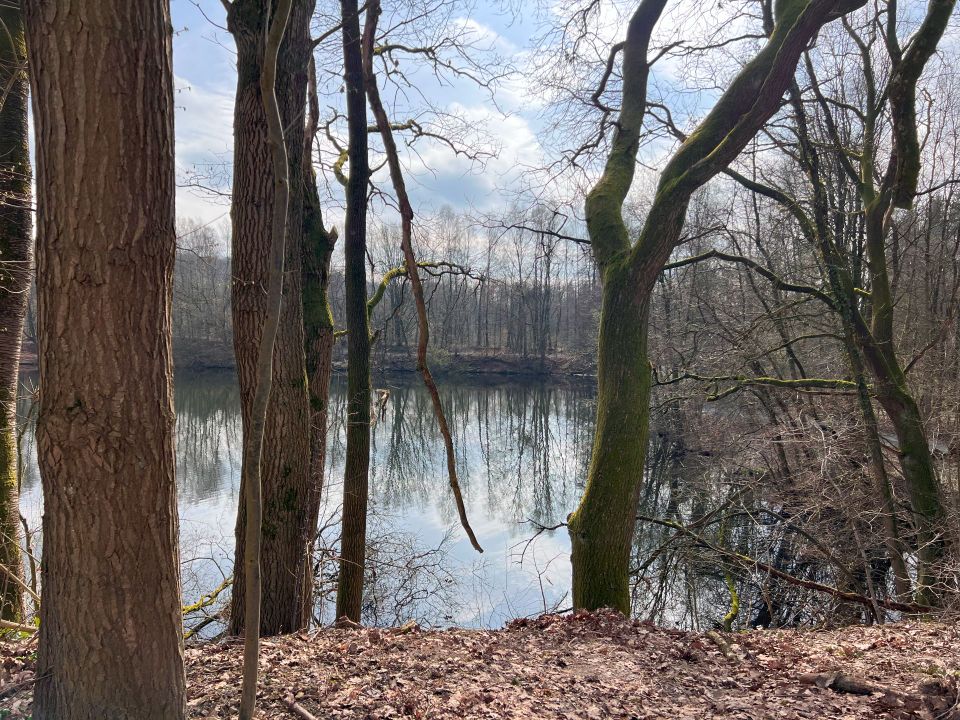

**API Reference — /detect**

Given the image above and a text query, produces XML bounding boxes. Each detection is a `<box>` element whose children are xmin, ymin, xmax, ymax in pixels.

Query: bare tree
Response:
<box><xmin>565</xmin><ymin>0</ymin><xmax>865</xmax><ymax>613</ymax></box>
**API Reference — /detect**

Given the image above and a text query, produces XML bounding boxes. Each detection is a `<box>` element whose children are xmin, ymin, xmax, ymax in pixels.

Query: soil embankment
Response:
<box><xmin>3</xmin><ymin>611</ymin><xmax>958</xmax><ymax>718</ymax></box>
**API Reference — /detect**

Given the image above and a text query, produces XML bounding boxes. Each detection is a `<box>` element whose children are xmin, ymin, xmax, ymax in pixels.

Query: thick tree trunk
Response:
<box><xmin>335</xmin><ymin>0</ymin><xmax>372</xmax><ymax>623</ymax></box>
<box><xmin>25</xmin><ymin>1</ymin><xmax>186</xmax><ymax>717</ymax></box>
<box><xmin>0</xmin><ymin>2</ymin><xmax>30</xmax><ymax>624</ymax></box>
<box><xmin>568</xmin><ymin>265</ymin><xmax>650</xmax><ymax>613</ymax></box>
<box><xmin>227</xmin><ymin>0</ymin><xmax>315</xmax><ymax>637</ymax></box>
<box><xmin>572</xmin><ymin>0</ymin><xmax>855</xmax><ymax>614</ymax></box>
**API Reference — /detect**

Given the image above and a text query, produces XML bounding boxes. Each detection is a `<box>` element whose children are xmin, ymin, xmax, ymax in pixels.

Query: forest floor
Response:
<box><xmin>3</xmin><ymin>610</ymin><xmax>960</xmax><ymax>718</ymax></box>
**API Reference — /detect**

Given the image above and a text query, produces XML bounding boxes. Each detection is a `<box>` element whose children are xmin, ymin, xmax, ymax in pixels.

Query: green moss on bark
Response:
<box><xmin>568</xmin><ymin>262</ymin><xmax>650</xmax><ymax>613</ymax></box>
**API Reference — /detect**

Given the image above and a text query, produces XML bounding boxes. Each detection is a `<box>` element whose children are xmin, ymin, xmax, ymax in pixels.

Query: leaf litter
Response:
<box><xmin>3</xmin><ymin>610</ymin><xmax>960</xmax><ymax>718</ymax></box>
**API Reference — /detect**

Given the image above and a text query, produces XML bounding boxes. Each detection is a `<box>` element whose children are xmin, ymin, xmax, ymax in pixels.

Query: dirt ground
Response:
<box><xmin>3</xmin><ymin>610</ymin><xmax>960</xmax><ymax>718</ymax></box>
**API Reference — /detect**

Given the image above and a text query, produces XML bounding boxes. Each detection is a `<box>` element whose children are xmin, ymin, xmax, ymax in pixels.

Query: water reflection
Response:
<box><xmin>18</xmin><ymin>370</ymin><xmax>597</xmax><ymax>628</ymax></box>
<box><xmin>16</xmin><ymin>371</ymin><xmax>887</xmax><ymax>634</ymax></box>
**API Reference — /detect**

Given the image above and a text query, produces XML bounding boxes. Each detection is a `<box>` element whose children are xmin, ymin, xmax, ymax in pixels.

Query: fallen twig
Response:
<box><xmin>284</xmin><ymin>693</ymin><xmax>319</xmax><ymax>720</ymax></box>
<box><xmin>0</xmin><ymin>619</ymin><xmax>36</xmax><ymax>634</ymax></box>
<box><xmin>705</xmin><ymin>630</ymin><xmax>741</xmax><ymax>662</ymax></box>
<box><xmin>0</xmin><ymin>672</ymin><xmax>42</xmax><ymax>701</ymax></box>
<box><xmin>799</xmin><ymin>671</ymin><xmax>883</xmax><ymax>695</ymax></box>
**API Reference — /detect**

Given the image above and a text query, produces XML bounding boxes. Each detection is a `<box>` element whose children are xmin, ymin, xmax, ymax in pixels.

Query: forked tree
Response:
<box><xmin>25</xmin><ymin>0</ymin><xmax>187</xmax><ymax>716</ymax></box>
<box><xmin>812</xmin><ymin>1</ymin><xmax>956</xmax><ymax>604</ymax></box>
<box><xmin>570</xmin><ymin>0</ymin><xmax>866</xmax><ymax>612</ymax></box>
<box><xmin>714</xmin><ymin>0</ymin><xmax>958</xmax><ymax>605</ymax></box>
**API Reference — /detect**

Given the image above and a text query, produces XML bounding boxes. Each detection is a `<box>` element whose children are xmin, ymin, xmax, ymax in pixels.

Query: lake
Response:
<box><xmin>17</xmin><ymin>371</ymin><xmax>599</xmax><ymax>631</ymax></box>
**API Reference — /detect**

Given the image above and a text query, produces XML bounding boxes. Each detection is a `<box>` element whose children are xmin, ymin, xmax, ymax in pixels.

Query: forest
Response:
<box><xmin>2</xmin><ymin>0</ymin><xmax>960</xmax><ymax>718</ymax></box>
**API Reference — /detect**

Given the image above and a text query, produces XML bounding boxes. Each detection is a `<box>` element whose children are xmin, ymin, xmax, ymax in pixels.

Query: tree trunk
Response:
<box><xmin>844</xmin><ymin>334</ymin><xmax>911</xmax><ymax>599</ymax></box>
<box><xmin>0</xmin><ymin>1</ymin><xmax>30</xmax><ymax>624</ymax></box>
<box><xmin>299</xmin><ymin>65</ymin><xmax>337</xmax><ymax>624</ymax></box>
<box><xmin>572</xmin><ymin>0</ymin><xmax>855</xmax><ymax>613</ymax></box>
<box><xmin>873</xmin><ymin>383</ymin><xmax>946</xmax><ymax>604</ymax></box>
<box><xmin>227</xmin><ymin>0</ymin><xmax>315</xmax><ymax>637</ymax></box>
<box><xmin>568</xmin><ymin>265</ymin><xmax>650</xmax><ymax>613</ymax></box>
<box><xmin>238</xmin><ymin>0</ymin><xmax>294</xmax><ymax>714</ymax></box>
<box><xmin>335</xmin><ymin>0</ymin><xmax>372</xmax><ymax>623</ymax></box>
<box><xmin>25</xmin><ymin>1</ymin><xmax>186</xmax><ymax>717</ymax></box>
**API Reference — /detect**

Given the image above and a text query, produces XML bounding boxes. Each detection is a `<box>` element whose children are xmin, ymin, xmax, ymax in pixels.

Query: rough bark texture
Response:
<box><xmin>299</xmin><ymin>203</ymin><xmax>334</xmax><ymax>626</ymax></box>
<box><xmin>0</xmin><ymin>1</ymin><xmax>30</xmax><ymax>624</ymax></box>
<box><xmin>227</xmin><ymin>0</ymin><xmax>315</xmax><ymax>637</ymax></box>
<box><xmin>335</xmin><ymin>0</ymin><xmax>372</xmax><ymax>623</ymax></box>
<box><xmin>24</xmin><ymin>1</ymin><xmax>187</xmax><ymax>717</ymax></box>
<box><xmin>238</xmin><ymin>1</ymin><xmax>294</xmax><ymax>715</ymax></box>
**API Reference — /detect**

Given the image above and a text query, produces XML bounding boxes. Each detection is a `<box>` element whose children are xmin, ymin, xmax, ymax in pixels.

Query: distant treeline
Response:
<box><xmin>168</xmin><ymin>209</ymin><xmax>603</xmax><ymax>374</ymax></box>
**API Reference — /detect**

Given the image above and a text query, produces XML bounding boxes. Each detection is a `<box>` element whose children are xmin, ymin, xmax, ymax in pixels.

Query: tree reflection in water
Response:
<box><xmin>17</xmin><ymin>369</ymin><xmax>869</xmax><ymax>634</ymax></box>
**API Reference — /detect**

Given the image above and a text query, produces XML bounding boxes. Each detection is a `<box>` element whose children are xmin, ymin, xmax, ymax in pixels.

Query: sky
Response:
<box><xmin>169</xmin><ymin>0</ymin><xmax>908</xmax><ymax>238</ymax></box>
<box><xmin>169</xmin><ymin>0</ymin><xmax>552</xmax><ymax>228</ymax></box>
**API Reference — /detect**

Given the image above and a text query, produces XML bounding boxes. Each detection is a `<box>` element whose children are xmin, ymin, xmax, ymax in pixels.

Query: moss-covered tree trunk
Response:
<box><xmin>873</xmin><ymin>382</ymin><xmax>945</xmax><ymax>603</ymax></box>
<box><xmin>860</xmin><ymin>198</ymin><xmax>947</xmax><ymax>605</ymax></box>
<box><xmin>0</xmin><ymin>2</ymin><xmax>30</xmax><ymax>624</ymax></box>
<box><xmin>849</xmin><ymin>0</ymin><xmax>955</xmax><ymax>604</ymax></box>
<box><xmin>568</xmin><ymin>265</ymin><xmax>650</xmax><ymax>612</ymax></box>
<box><xmin>845</xmin><ymin>334</ymin><xmax>911</xmax><ymax>598</ymax></box>
<box><xmin>571</xmin><ymin>0</ymin><xmax>861</xmax><ymax>612</ymax></box>
<box><xmin>781</xmin><ymin>78</ymin><xmax>914</xmax><ymax>601</ymax></box>
<box><xmin>227</xmin><ymin>0</ymin><xmax>316</xmax><ymax>636</ymax></box>
<box><xmin>335</xmin><ymin>0</ymin><xmax>372</xmax><ymax>623</ymax></box>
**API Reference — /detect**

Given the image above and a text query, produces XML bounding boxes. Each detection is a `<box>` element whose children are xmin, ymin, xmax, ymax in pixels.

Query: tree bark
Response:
<box><xmin>845</xmin><ymin>0</ymin><xmax>955</xmax><ymax>604</ymax></box>
<box><xmin>572</xmin><ymin>0</ymin><xmax>862</xmax><ymax>611</ymax></box>
<box><xmin>299</xmin><ymin>56</ymin><xmax>337</xmax><ymax>627</ymax></box>
<box><xmin>335</xmin><ymin>0</ymin><xmax>372</xmax><ymax>623</ymax></box>
<box><xmin>227</xmin><ymin>0</ymin><xmax>315</xmax><ymax>637</ymax></box>
<box><xmin>25</xmin><ymin>1</ymin><xmax>186</xmax><ymax>717</ymax></box>
<box><xmin>568</xmin><ymin>267</ymin><xmax>650</xmax><ymax>612</ymax></box>
<box><xmin>0</xmin><ymin>1</ymin><xmax>30</xmax><ymax>624</ymax></box>
<box><xmin>873</xmin><ymin>383</ymin><xmax>945</xmax><ymax>602</ymax></box>
<box><xmin>239</xmin><ymin>0</ymin><xmax>293</xmax><ymax>715</ymax></box>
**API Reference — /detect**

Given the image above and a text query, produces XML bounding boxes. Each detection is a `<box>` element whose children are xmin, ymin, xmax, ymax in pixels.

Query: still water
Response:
<box><xmin>18</xmin><ymin>371</ymin><xmax>597</xmax><ymax>630</ymax></box>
